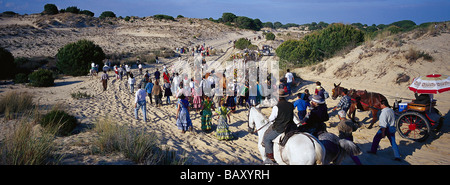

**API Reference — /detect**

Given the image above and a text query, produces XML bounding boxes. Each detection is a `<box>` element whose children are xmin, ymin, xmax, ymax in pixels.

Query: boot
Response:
<box><xmin>264</xmin><ymin>153</ymin><xmax>277</xmax><ymax>164</ymax></box>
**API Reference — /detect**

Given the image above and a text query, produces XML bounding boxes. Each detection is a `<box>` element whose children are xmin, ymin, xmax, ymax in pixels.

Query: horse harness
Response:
<box><xmin>348</xmin><ymin>89</ymin><xmax>382</xmax><ymax>111</ymax></box>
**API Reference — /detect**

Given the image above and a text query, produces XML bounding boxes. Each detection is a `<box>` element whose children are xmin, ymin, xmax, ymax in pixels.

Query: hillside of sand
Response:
<box><xmin>0</xmin><ymin>13</ymin><xmax>449</xmax><ymax>165</ymax></box>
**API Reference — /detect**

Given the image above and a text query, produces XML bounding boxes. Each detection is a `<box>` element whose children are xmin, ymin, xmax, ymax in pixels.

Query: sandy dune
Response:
<box><xmin>0</xmin><ymin>13</ymin><xmax>449</xmax><ymax>165</ymax></box>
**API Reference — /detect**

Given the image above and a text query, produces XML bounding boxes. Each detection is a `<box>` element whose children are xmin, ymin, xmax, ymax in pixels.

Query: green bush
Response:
<box><xmin>14</xmin><ymin>73</ymin><xmax>28</xmax><ymax>84</ymax></box>
<box><xmin>99</xmin><ymin>11</ymin><xmax>116</xmax><ymax>18</ymax></box>
<box><xmin>276</xmin><ymin>23</ymin><xmax>364</xmax><ymax>66</ymax></box>
<box><xmin>222</xmin><ymin>13</ymin><xmax>237</xmax><ymax>23</ymax></box>
<box><xmin>154</xmin><ymin>14</ymin><xmax>175</xmax><ymax>21</ymax></box>
<box><xmin>56</xmin><ymin>39</ymin><xmax>105</xmax><ymax>76</ymax></box>
<box><xmin>40</xmin><ymin>110</ymin><xmax>78</xmax><ymax>136</ymax></box>
<box><xmin>43</xmin><ymin>4</ymin><xmax>59</xmax><ymax>15</ymax></box>
<box><xmin>65</xmin><ymin>6</ymin><xmax>80</xmax><ymax>14</ymax></box>
<box><xmin>234</xmin><ymin>38</ymin><xmax>252</xmax><ymax>50</ymax></box>
<box><xmin>266</xmin><ymin>32</ymin><xmax>275</xmax><ymax>40</ymax></box>
<box><xmin>79</xmin><ymin>10</ymin><xmax>94</xmax><ymax>17</ymax></box>
<box><xmin>0</xmin><ymin>47</ymin><xmax>16</xmax><ymax>79</ymax></box>
<box><xmin>28</xmin><ymin>69</ymin><xmax>54</xmax><ymax>87</ymax></box>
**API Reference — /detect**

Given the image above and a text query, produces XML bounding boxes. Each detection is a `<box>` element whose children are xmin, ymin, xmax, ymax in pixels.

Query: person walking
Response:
<box><xmin>100</xmin><ymin>71</ymin><xmax>109</xmax><ymax>91</ymax></box>
<box><xmin>285</xmin><ymin>69</ymin><xmax>294</xmax><ymax>96</ymax></box>
<box><xmin>176</xmin><ymin>94</ymin><xmax>193</xmax><ymax>133</ymax></box>
<box><xmin>215</xmin><ymin>99</ymin><xmax>234</xmax><ymax>140</ymax></box>
<box><xmin>134</xmin><ymin>84</ymin><xmax>147</xmax><ymax>122</ymax></box>
<box><xmin>145</xmin><ymin>78</ymin><xmax>154</xmax><ymax>105</ymax></box>
<box><xmin>333</xmin><ymin>88</ymin><xmax>352</xmax><ymax>114</ymax></box>
<box><xmin>128</xmin><ymin>73</ymin><xmax>136</xmax><ymax>94</ymax></box>
<box><xmin>368</xmin><ymin>99</ymin><xmax>402</xmax><ymax>161</ymax></box>
<box><xmin>200</xmin><ymin>96</ymin><xmax>214</xmax><ymax>132</ymax></box>
<box><xmin>293</xmin><ymin>93</ymin><xmax>310</xmax><ymax>121</ymax></box>
<box><xmin>163</xmin><ymin>79</ymin><xmax>172</xmax><ymax>105</ymax></box>
<box><xmin>152</xmin><ymin>80</ymin><xmax>163</xmax><ymax>107</ymax></box>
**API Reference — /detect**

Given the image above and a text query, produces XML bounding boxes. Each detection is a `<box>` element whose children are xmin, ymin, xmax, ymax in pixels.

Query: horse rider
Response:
<box><xmin>262</xmin><ymin>89</ymin><xmax>297</xmax><ymax>164</ymax></box>
<box><xmin>298</xmin><ymin>95</ymin><xmax>329</xmax><ymax>137</ymax></box>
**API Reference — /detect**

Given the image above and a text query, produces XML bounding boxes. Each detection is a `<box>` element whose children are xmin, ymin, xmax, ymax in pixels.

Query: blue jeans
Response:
<box><xmin>263</xmin><ymin>125</ymin><xmax>282</xmax><ymax>154</ymax></box>
<box><xmin>130</xmin><ymin>84</ymin><xmax>134</xmax><ymax>94</ymax></box>
<box><xmin>370</xmin><ymin>126</ymin><xmax>400</xmax><ymax>158</ymax></box>
<box><xmin>286</xmin><ymin>82</ymin><xmax>292</xmax><ymax>95</ymax></box>
<box><xmin>297</xmin><ymin>110</ymin><xmax>306</xmax><ymax>121</ymax></box>
<box><xmin>135</xmin><ymin>101</ymin><xmax>147</xmax><ymax>121</ymax></box>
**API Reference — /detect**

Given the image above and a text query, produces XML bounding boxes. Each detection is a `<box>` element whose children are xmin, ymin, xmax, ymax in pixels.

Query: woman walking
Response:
<box><xmin>176</xmin><ymin>94</ymin><xmax>193</xmax><ymax>133</ymax></box>
<box><xmin>152</xmin><ymin>80</ymin><xmax>163</xmax><ymax>107</ymax></box>
<box><xmin>215</xmin><ymin>100</ymin><xmax>234</xmax><ymax>140</ymax></box>
<box><xmin>163</xmin><ymin>79</ymin><xmax>172</xmax><ymax>105</ymax></box>
<box><xmin>200</xmin><ymin>96</ymin><xmax>214</xmax><ymax>132</ymax></box>
<box><xmin>128</xmin><ymin>73</ymin><xmax>136</xmax><ymax>94</ymax></box>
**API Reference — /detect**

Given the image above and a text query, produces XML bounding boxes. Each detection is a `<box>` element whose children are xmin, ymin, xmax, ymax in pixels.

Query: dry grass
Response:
<box><xmin>0</xmin><ymin>112</ymin><xmax>61</xmax><ymax>165</ymax></box>
<box><xmin>92</xmin><ymin>117</ymin><xmax>189</xmax><ymax>165</ymax></box>
<box><xmin>0</xmin><ymin>91</ymin><xmax>35</xmax><ymax>119</ymax></box>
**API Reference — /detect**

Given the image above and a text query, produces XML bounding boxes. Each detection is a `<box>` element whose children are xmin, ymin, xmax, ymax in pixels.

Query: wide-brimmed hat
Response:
<box><xmin>278</xmin><ymin>89</ymin><xmax>289</xmax><ymax>98</ymax></box>
<box><xmin>309</xmin><ymin>95</ymin><xmax>325</xmax><ymax>104</ymax></box>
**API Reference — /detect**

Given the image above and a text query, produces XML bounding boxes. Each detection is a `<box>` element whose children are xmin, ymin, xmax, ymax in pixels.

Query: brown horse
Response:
<box><xmin>332</xmin><ymin>83</ymin><xmax>388</xmax><ymax>129</ymax></box>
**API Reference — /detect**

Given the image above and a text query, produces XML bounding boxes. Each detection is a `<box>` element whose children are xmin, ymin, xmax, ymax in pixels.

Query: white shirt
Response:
<box><xmin>269</xmin><ymin>106</ymin><xmax>278</xmax><ymax>123</ymax></box>
<box><xmin>128</xmin><ymin>77</ymin><xmax>135</xmax><ymax>85</ymax></box>
<box><xmin>135</xmin><ymin>89</ymin><xmax>147</xmax><ymax>103</ymax></box>
<box><xmin>285</xmin><ymin>72</ymin><xmax>294</xmax><ymax>83</ymax></box>
<box><xmin>379</xmin><ymin>107</ymin><xmax>395</xmax><ymax>128</ymax></box>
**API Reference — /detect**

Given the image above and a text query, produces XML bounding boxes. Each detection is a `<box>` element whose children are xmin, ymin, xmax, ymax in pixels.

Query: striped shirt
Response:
<box><xmin>337</xmin><ymin>95</ymin><xmax>351</xmax><ymax>111</ymax></box>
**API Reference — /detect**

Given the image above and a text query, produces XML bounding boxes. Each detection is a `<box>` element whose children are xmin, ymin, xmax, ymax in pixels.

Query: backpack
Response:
<box><xmin>323</xmin><ymin>90</ymin><xmax>329</xmax><ymax>99</ymax></box>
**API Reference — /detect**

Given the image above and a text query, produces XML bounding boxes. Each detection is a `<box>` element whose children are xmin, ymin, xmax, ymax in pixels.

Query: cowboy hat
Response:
<box><xmin>309</xmin><ymin>95</ymin><xmax>325</xmax><ymax>104</ymax></box>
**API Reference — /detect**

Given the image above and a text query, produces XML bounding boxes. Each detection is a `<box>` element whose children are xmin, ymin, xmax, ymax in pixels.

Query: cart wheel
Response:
<box><xmin>396</xmin><ymin>112</ymin><xmax>430</xmax><ymax>142</ymax></box>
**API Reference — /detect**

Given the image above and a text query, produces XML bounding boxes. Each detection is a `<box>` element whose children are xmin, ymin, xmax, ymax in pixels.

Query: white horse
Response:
<box><xmin>247</xmin><ymin>107</ymin><xmax>326</xmax><ymax>165</ymax></box>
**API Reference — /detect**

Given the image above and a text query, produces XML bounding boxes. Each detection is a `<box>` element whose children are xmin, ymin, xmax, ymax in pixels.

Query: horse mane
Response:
<box><xmin>251</xmin><ymin>106</ymin><xmax>268</xmax><ymax>120</ymax></box>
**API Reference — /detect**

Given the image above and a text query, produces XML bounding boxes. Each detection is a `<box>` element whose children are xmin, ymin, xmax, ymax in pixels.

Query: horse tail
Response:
<box><xmin>338</xmin><ymin>139</ymin><xmax>362</xmax><ymax>156</ymax></box>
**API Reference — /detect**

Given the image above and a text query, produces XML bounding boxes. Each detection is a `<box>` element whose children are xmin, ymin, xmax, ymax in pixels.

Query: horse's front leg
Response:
<box><xmin>368</xmin><ymin>109</ymin><xmax>378</xmax><ymax>129</ymax></box>
<box><xmin>348</xmin><ymin>104</ymin><xmax>357</xmax><ymax>123</ymax></box>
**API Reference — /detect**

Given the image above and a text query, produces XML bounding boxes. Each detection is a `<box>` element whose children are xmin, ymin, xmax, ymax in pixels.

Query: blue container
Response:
<box><xmin>399</xmin><ymin>103</ymin><xmax>408</xmax><ymax>112</ymax></box>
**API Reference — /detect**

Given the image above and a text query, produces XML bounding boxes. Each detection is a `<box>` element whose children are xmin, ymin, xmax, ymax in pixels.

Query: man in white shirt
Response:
<box><xmin>285</xmin><ymin>69</ymin><xmax>294</xmax><ymax>96</ymax></box>
<box><xmin>368</xmin><ymin>99</ymin><xmax>401</xmax><ymax>161</ymax></box>
<box><xmin>135</xmin><ymin>84</ymin><xmax>147</xmax><ymax>122</ymax></box>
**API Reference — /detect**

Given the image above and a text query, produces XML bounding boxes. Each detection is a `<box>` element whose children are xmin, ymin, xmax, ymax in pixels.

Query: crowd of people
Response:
<box><xmin>95</xmin><ymin>56</ymin><xmax>403</xmax><ymax>163</ymax></box>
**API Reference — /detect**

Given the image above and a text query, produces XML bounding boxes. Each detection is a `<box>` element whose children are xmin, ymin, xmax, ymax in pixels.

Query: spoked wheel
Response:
<box><xmin>396</xmin><ymin>112</ymin><xmax>431</xmax><ymax>142</ymax></box>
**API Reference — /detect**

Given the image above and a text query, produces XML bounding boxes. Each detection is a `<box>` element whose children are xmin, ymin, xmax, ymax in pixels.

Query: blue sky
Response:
<box><xmin>1</xmin><ymin>0</ymin><xmax>449</xmax><ymax>25</ymax></box>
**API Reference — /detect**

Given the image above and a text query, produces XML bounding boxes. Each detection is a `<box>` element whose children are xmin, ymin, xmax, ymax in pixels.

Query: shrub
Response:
<box><xmin>0</xmin><ymin>91</ymin><xmax>34</xmax><ymax>119</ymax></box>
<box><xmin>0</xmin><ymin>46</ymin><xmax>16</xmax><ymax>80</ymax></box>
<box><xmin>99</xmin><ymin>11</ymin><xmax>116</xmax><ymax>19</ymax></box>
<box><xmin>43</xmin><ymin>4</ymin><xmax>58</xmax><ymax>15</ymax></box>
<box><xmin>40</xmin><ymin>110</ymin><xmax>78</xmax><ymax>136</ymax></box>
<box><xmin>276</xmin><ymin>23</ymin><xmax>364</xmax><ymax>66</ymax></box>
<box><xmin>154</xmin><ymin>14</ymin><xmax>175</xmax><ymax>21</ymax></box>
<box><xmin>79</xmin><ymin>10</ymin><xmax>94</xmax><ymax>17</ymax></box>
<box><xmin>234</xmin><ymin>38</ymin><xmax>252</xmax><ymax>50</ymax></box>
<box><xmin>266</xmin><ymin>32</ymin><xmax>275</xmax><ymax>40</ymax></box>
<box><xmin>14</xmin><ymin>73</ymin><xmax>28</xmax><ymax>84</ymax></box>
<box><xmin>65</xmin><ymin>6</ymin><xmax>80</xmax><ymax>14</ymax></box>
<box><xmin>28</xmin><ymin>69</ymin><xmax>54</xmax><ymax>87</ymax></box>
<box><xmin>56</xmin><ymin>39</ymin><xmax>105</xmax><ymax>76</ymax></box>
<box><xmin>0</xmin><ymin>117</ymin><xmax>58</xmax><ymax>165</ymax></box>
<box><xmin>222</xmin><ymin>12</ymin><xmax>237</xmax><ymax>23</ymax></box>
